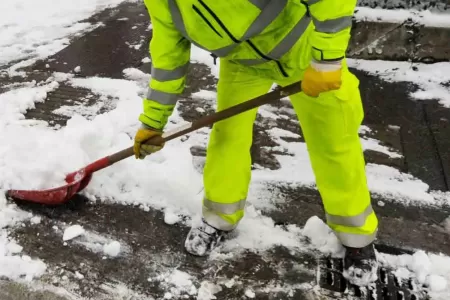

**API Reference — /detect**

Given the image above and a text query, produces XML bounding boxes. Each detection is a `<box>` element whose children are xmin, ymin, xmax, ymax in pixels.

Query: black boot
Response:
<box><xmin>343</xmin><ymin>243</ymin><xmax>378</xmax><ymax>286</ymax></box>
<box><xmin>184</xmin><ymin>219</ymin><xmax>229</xmax><ymax>256</ymax></box>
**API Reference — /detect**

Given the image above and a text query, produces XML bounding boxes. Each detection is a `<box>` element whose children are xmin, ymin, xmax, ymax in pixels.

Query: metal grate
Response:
<box><xmin>317</xmin><ymin>257</ymin><xmax>429</xmax><ymax>300</ymax></box>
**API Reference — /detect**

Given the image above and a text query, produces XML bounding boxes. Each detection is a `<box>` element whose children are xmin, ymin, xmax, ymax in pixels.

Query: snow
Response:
<box><xmin>380</xmin><ymin>250</ymin><xmax>450</xmax><ymax>299</ymax></box>
<box><xmin>244</xmin><ymin>289</ymin><xmax>256</xmax><ymax>298</ymax></box>
<box><xmin>349</xmin><ymin>59</ymin><xmax>450</xmax><ymax>108</ymax></box>
<box><xmin>62</xmin><ymin>225</ymin><xmax>85</xmax><ymax>241</ymax></box>
<box><xmin>30</xmin><ymin>216</ymin><xmax>41</xmax><ymax>224</ymax></box>
<box><xmin>0</xmin><ymin>1</ymin><xmax>449</xmax><ymax>297</ymax></box>
<box><xmin>302</xmin><ymin>216</ymin><xmax>345</xmax><ymax>257</ymax></box>
<box><xmin>197</xmin><ymin>281</ymin><xmax>222</xmax><ymax>300</ymax></box>
<box><xmin>103</xmin><ymin>241</ymin><xmax>121</xmax><ymax>257</ymax></box>
<box><xmin>164</xmin><ymin>209</ymin><xmax>182</xmax><ymax>225</ymax></box>
<box><xmin>0</xmin><ymin>0</ymin><xmax>127</xmax><ymax>68</ymax></box>
<box><xmin>354</xmin><ymin>7</ymin><xmax>450</xmax><ymax>28</ymax></box>
<box><xmin>0</xmin><ymin>231</ymin><xmax>47</xmax><ymax>281</ymax></box>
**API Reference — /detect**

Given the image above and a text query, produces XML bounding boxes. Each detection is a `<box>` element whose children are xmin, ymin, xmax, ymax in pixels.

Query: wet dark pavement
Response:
<box><xmin>1</xmin><ymin>1</ymin><xmax>449</xmax><ymax>299</ymax></box>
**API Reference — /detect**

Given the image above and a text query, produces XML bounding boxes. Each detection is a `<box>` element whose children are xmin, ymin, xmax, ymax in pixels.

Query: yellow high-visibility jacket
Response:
<box><xmin>140</xmin><ymin>0</ymin><xmax>356</xmax><ymax>129</ymax></box>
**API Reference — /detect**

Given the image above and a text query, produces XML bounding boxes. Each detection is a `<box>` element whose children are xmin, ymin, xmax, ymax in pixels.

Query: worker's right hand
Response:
<box><xmin>133</xmin><ymin>125</ymin><xmax>165</xmax><ymax>159</ymax></box>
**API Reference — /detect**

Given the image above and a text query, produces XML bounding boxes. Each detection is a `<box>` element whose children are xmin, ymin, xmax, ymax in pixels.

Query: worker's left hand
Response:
<box><xmin>133</xmin><ymin>124</ymin><xmax>165</xmax><ymax>159</ymax></box>
<box><xmin>301</xmin><ymin>60</ymin><xmax>342</xmax><ymax>97</ymax></box>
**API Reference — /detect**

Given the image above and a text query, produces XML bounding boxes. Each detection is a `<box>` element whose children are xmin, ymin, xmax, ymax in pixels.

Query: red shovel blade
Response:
<box><xmin>6</xmin><ymin>157</ymin><xmax>110</xmax><ymax>205</ymax></box>
<box><xmin>6</xmin><ymin>169</ymin><xmax>92</xmax><ymax>205</ymax></box>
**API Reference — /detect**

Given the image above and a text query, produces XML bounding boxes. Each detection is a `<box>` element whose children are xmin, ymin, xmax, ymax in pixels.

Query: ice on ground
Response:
<box><xmin>103</xmin><ymin>241</ymin><xmax>121</xmax><ymax>257</ymax></box>
<box><xmin>63</xmin><ymin>225</ymin><xmax>85</xmax><ymax>241</ymax></box>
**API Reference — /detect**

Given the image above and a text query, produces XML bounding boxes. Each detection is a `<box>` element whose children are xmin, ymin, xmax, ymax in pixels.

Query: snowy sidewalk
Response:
<box><xmin>0</xmin><ymin>1</ymin><xmax>449</xmax><ymax>300</ymax></box>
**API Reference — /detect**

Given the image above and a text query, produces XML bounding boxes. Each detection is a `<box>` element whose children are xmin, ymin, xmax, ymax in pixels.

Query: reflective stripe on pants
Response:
<box><xmin>202</xmin><ymin>59</ymin><xmax>378</xmax><ymax>247</ymax></box>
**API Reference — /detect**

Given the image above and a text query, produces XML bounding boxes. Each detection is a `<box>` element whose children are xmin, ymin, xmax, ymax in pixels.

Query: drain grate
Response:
<box><xmin>317</xmin><ymin>257</ymin><xmax>429</xmax><ymax>300</ymax></box>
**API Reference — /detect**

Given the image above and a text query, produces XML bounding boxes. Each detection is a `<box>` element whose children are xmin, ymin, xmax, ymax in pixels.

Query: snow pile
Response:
<box><xmin>0</xmin><ymin>0</ymin><xmax>127</xmax><ymax>67</ymax></box>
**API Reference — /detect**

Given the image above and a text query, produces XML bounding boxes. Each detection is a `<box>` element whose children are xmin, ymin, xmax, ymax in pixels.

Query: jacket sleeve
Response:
<box><xmin>306</xmin><ymin>0</ymin><xmax>356</xmax><ymax>62</ymax></box>
<box><xmin>140</xmin><ymin>0</ymin><xmax>191</xmax><ymax>130</ymax></box>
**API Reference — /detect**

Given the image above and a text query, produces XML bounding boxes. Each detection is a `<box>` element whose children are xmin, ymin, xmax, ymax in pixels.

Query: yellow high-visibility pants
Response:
<box><xmin>202</xmin><ymin>59</ymin><xmax>378</xmax><ymax>248</ymax></box>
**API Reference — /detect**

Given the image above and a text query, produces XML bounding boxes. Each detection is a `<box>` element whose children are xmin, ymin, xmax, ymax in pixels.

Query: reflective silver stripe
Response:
<box><xmin>313</xmin><ymin>15</ymin><xmax>352</xmax><ymax>34</ymax></box>
<box><xmin>212</xmin><ymin>44</ymin><xmax>238</xmax><ymax>57</ymax></box>
<box><xmin>249</xmin><ymin>0</ymin><xmax>271</xmax><ymax>9</ymax></box>
<box><xmin>151</xmin><ymin>62</ymin><xmax>189</xmax><ymax>82</ymax></box>
<box><xmin>241</xmin><ymin>0</ymin><xmax>288</xmax><ymax>40</ymax></box>
<box><xmin>203</xmin><ymin>197</ymin><xmax>246</xmax><ymax>215</ymax></box>
<box><xmin>168</xmin><ymin>0</ymin><xmax>187</xmax><ymax>37</ymax></box>
<box><xmin>202</xmin><ymin>207</ymin><xmax>237</xmax><ymax>231</ymax></box>
<box><xmin>334</xmin><ymin>229</ymin><xmax>377</xmax><ymax>248</ymax></box>
<box><xmin>168</xmin><ymin>0</ymin><xmax>288</xmax><ymax>58</ymax></box>
<box><xmin>146</xmin><ymin>88</ymin><xmax>179</xmax><ymax>105</ymax></box>
<box><xmin>234</xmin><ymin>14</ymin><xmax>311</xmax><ymax>65</ymax></box>
<box><xmin>265</xmin><ymin>13</ymin><xmax>311</xmax><ymax>59</ymax></box>
<box><xmin>326</xmin><ymin>205</ymin><xmax>374</xmax><ymax>228</ymax></box>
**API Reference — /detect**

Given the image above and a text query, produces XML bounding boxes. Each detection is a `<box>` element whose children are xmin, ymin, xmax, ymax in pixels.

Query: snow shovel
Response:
<box><xmin>6</xmin><ymin>82</ymin><xmax>302</xmax><ymax>205</ymax></box>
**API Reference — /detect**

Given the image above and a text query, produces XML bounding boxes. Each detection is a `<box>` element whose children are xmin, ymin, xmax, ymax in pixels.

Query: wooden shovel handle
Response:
<box><xmin>107</xmin><ymin>81</ymin><xmax>301</xmax><ymax>165</ymax></box>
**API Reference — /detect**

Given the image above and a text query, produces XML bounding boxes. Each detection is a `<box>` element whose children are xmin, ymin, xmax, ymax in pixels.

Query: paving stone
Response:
<box><xmin>401</xmin><ymin>124</ymin><xmax>448</xmax><ymax>191</ymax></box>
<box><xmin>348</xmin><ymin>20</ymin><xmax>450</xmax><ymax>63</ymax></box>
<box><xmin>424</xmin><ymin>101</ymin><xmax>450</xmax><ymax>190</ymax></box>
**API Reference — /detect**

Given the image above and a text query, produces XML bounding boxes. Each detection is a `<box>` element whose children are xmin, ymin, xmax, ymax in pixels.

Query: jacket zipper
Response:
<box><xmin>192</xmin><ymin>5</ymin><xmax>223</xmax><ymax>38</ymax></box>
<box><xmin>197</xmin><ymin>0</ymin><xmax>288</xmax><ymax>77</ymax></box>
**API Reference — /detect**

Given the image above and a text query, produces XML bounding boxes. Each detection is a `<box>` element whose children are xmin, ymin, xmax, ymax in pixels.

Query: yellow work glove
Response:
<box><xmin>133</xmin><ymin>124</ymin><xmax>165</xmax><ymax>159</ymax></box>
<box><xmin>301</xmin><ymin>60</ymin><xmax>342</xmax><ymax>97</ymax></box>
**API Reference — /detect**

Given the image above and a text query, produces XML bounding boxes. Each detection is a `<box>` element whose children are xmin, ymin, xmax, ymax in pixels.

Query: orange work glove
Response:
<box><xmin>133</xmin><ymin>125</ymin><xmax>165</xmax><ymax>159</ymax></box>
<box><xmin>301</xmin><ymin>60</ymin><xmax>342</xmax><ymax>97</ymax></box>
